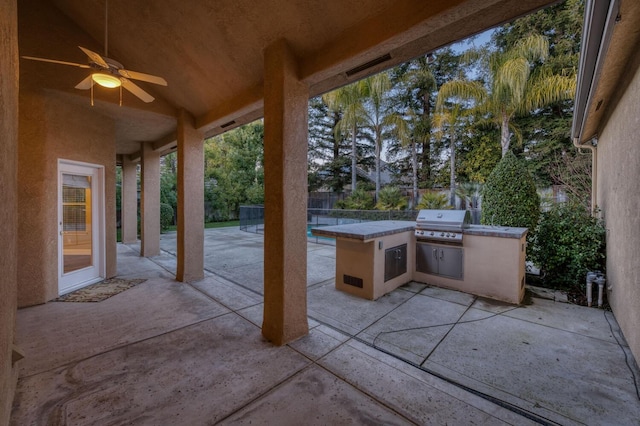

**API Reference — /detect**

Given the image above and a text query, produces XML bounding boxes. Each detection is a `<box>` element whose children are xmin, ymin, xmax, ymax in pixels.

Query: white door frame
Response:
<box><xmin>58</xmin><ymin>159</ymin><xmax>106</xmax><ymax>295</ymax></box>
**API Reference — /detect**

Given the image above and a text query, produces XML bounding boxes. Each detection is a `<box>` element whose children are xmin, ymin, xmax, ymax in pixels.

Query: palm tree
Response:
<box><xmin>390</xmin><ymin>59</ymin><xmax>436</xmax><ymax>204</ymax></box>
<box><xmin>360</xmin><ymin>72</ymin><xmax>393</xmax><ymax>199</ymax></box>
<box><xmin>434</xmin><ymin>80</ymin><xmax>484</xmax><ymax>206</ymax></box>
<box><xmin>402</xmin><ymin>58</ymin><xmax>437</xmax><ymax>185</ymax></box>
<box><xmin>442</xmin><ymin>34</ymin><xmax>576</xmax><ymax>157</ymax></box>
<box><xmin>322</xmin><ymin>82</ymin><xmax>367</xmax><ymax>191</ymax></box>
<box><xmin>387</xmin><ymin>108</ymin><xmax>420</xmax><ymax>203</ymax></box>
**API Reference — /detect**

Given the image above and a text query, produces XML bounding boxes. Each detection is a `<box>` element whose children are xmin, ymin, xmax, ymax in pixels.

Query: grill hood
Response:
<box><xmin>415</xmin><ymin>209</ymin><xmax>471</xmax><ymax>231</ymax></box>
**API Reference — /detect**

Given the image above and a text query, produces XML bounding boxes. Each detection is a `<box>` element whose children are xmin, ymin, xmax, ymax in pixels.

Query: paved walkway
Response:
<box><xmin>11</xmin><ymin>227</ymin><xmax>640</xmax><ymax>425</ymax></box>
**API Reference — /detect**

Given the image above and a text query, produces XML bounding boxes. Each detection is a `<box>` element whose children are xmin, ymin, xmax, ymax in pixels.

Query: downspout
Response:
<box><xmin>573</xmin><ymin>136</ymin><xmax>598</xmax><ymax>212</ymax></box>
<box><xmin>570</xmin><ymin>0</ymin><xmax>619</xmax><ymax>215</ymax></box>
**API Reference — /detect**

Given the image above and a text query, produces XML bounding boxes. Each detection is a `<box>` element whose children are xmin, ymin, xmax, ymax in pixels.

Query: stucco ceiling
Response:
<box><xmin>18</xmin><ymin>0</ymin><xmax>557</xmax><ymax>156</ymax></box>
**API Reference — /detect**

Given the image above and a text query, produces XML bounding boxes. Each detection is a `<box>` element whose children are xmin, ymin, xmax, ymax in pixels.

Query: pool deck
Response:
<box><xmin>11</xmin><ymin>227</ymin><xmax>640</xmax><ymax>425</ymax></box>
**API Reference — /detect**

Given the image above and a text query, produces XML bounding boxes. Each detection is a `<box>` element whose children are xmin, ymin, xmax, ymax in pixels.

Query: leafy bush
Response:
<box><xmin>160</xmin><ymin>203</ymin><xmax>174</xmax><ymax>231</ymax></box>
<box><xmin>375</xmin><ymin>186</ymin><xmax>408</xmax><ymax>210</ymax></box>
<box><xmin>416</xmin><ymin>192</ymin><xmax>451</xmax><ymax>210</ymax></box>
<box><xmin>481</xmin><ymin>151</ymin><xmax>540</xmax><ymax>237</ymax></box>
<box><xmin>335</xmin><ymin>189</ymin><xmax>375</xmax><ymax>210</ymax></box>
<box><xmin>529</xmin><ymin>203</ymin><xmax>606</xmax><ymax>289</ymax></box>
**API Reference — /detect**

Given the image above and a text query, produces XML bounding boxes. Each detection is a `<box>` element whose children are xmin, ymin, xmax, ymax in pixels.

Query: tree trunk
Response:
<box><xmin>449</xmin><ymin>132</ymin><xmax>456</xmax><ymax>207</ymax></box>
<box><xmin>501</xmin><ymin>113</ymin><xmax>510</xmax><ymax>157</ymax></box>
<box><xmin>351</xmin><ymin>123</ymin><xmax>357</xmax><ymax>191</ymax></box>
<box><xmin>421</xmin><ymin>91</ymin><xmax>431</xmax><ymax>184</ymax></box>
<box><xmin>375</xmin><ymin>137</ymin><xmax>381</xmax><ymax>200</ymax></box>
<box><xmin>411</xmin><ymin>142</ymin><xmax>418</xmax><ymax>204</ymax></box>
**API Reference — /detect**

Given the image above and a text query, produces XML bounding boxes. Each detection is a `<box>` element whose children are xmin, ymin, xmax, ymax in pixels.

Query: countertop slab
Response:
<box><xmin>310</xmin><ymin>220</ymin><xmax>415</xmax><ymax>241</ymax></box>
<box><xmin>465</xmin><ymin>225</ymin><xmax>528</xmax><ymax>239</ymax></box>
<box><xmin>310</xmin><ymin>220</ymin><xmax>527</xmax><ymax>240</ymax></box>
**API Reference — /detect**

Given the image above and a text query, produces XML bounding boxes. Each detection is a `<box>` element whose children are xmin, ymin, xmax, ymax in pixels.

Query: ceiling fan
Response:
<box><xmin>22</xmin><ymin>0</ymin><xmax>167</xmax><ymax>104</ymax></box>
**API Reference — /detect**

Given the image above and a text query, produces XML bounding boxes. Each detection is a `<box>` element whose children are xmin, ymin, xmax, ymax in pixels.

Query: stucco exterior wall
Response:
<box><xmin>597</xmin><ymin>50</ymin><xmax>640</xmax><ymax>363</ymax></box>
<box><xmin>0</xmin><ymin>0</ymin><xmax>19</xmax><ymax>421</ymax></box>
<box><xmin>18</xmin><ymin>91</ymin><xmax>117</xmax><ymax>307</ymax></box>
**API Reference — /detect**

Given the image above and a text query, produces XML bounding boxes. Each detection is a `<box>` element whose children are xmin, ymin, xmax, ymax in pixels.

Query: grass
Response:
<box><xmin>205</xmin><ymin>220</ymin><xmax>240</xmax><ymax>229</ymax></box>
<box><xmin>165</xmin><ymin>220</ymin><xmax>240</xmax><ymax>232</ymax></box>
<box><xmin>116</xmin><ymin>220</ymin><xmax>240</xmax><ymax>242</ymax></box>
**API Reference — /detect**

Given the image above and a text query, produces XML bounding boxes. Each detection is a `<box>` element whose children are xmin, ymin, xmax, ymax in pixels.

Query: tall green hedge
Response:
<box><xmin>481</xmin><ymin>151</ymin><xmax>540</xmax><ymax>237</ymax></box>
<box><xmin>160</xmin><ymin>203</ymin><xmax>174</xmax><ymax>231</ymax></box>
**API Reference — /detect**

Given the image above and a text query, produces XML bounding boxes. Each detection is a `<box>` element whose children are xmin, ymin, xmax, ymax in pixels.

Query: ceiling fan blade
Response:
<box><xmin>78</xmin><ymin>46</ymin><xmax>109</xmax><ymax>68</ymax></box>
<box><xmin>75</xmin><ymin>75</ymin><xmax>93</xmax><ymax>90</ymax></box>
<box><xmin>121</xmin><ymin>78</ymin><xmax>154</xmax><ymax>103</ymax></box>
<box><xmin>21</xmin><ymin>56</ymin><xmax>90</xmax><ymax>68</ymax></box>
<box><xmin>118</xmin><ymin>69</ymin><xmax>167</xmax><ymax>86</ymax></box>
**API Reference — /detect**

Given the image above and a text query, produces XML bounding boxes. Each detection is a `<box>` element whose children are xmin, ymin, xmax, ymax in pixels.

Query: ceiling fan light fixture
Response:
<box><xmin>92</xmin><ymin>72</ymin><xmax>121</xmax><ymax>88</ymax></box>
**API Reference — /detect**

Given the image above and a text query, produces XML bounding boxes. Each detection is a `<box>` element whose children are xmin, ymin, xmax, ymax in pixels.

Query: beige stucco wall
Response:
<box><xmin>596</xmin><ymin>49</ymin><xmax>640</xmax><ymax>363</ymax></box>
<box><xmin>0</xmin><ymin>0</ymin><xmax>19</xmax><ymax>421</ymax></box>
<box><xmin>335</xmin><ymin>231</ymin><xmax>415</xmax><ymax>300</ymax></box>
<box><xmin>18</xmin><ymin>90</ymin><xmax>117</xmax><ymax>307</ymax></box>
<box><xmin>414</xmin><ymin>233</ymin><xmax>526</xmax><ymax>304</ymax></box>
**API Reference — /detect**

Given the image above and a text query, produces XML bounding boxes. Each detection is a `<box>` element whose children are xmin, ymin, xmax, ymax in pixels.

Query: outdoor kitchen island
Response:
<box><xmin>312</xmin><ymin>217</ymin><xmax>527</xmax><ymax>304</ymax></box>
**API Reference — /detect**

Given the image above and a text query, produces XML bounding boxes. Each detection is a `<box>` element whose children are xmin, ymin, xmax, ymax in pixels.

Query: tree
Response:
<box><xmin>434</xmin><ymin>80</ymin><xmax>485</xmax><ymax>205</ymax></box>
<box><xmin>386</xmin><ymin>108</ymin><xmax>421</xmax><ymax>202</ymax></box>
<box><xmin>360</xmin><ymin>72</ymin><xmax>394</xmax><ymax>199</ymax></box>
<box><xmin>307</xmin><ymin>96</ymin><xmax>351</xmax><ymax>191</ymax></box>
<box><xmin>447</xmin><ymin>34</ymin><xmax>576</xmax><ymax>157</ymax></box>
<box><xmin>322</xmin><ymin>81</ymin><xmax>368</xmax><ymax>191</ymax></box>
<box><xmin>388</xmin><ymin>59</ymin><xmax>437</xmax><ymax>202</ymax></box>
<box><xmin>204</xmin><ymin>121</ymin><xmax>264</xmax><ymax>220</ymax></box>
<box><xmin>493</xmin><ymin>0</ymin><xmax>584</xmax><ymax>184</ymax></box>
<box><xmin>456</xmin><ymin>126</ymin><xmax>501</xmax><ymax>183</ymax></box>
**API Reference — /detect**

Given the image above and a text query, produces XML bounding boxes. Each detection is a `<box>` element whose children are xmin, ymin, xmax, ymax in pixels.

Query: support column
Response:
<box><xmin>262</xmin><ymin>39</ymin><xmax>309</xmax><ymax>345</ymax></box>
<box><xmin>121</xmin><ymin>155</ymin><xmax>138</xmax><ymax>244</ymax></box>
<box><xmin>176</xmin><ymin>110</ymin><xmax>204</xmax><ymax>282</ymax></box>
<box><xmin>140</xmin><ymin>142</ymin><xmax>160</xmax><ymax>257</ymax></box>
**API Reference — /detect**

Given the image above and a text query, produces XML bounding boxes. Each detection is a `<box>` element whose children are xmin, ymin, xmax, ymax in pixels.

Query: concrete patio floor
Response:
<box><xmin>11</xmin><ymin>227</ymin><xmax>640</xmax><ymax>425</ymax></box>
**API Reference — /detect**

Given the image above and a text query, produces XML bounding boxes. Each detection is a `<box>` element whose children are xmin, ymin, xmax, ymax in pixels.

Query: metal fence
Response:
<box><xmin>239</xmin><ymin>205</ymin><xmax>420</xmax><ymax>245</ymax></box>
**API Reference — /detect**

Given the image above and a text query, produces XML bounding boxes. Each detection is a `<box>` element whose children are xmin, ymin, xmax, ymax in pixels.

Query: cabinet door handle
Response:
<box><xmin>432</xmin><ymin>248</ymin><xmax>438</xmax><ymax>259</ymax></box>
<box><xmin>440</xmin><ymin>249</ymin><xmax>444</xmax><ymax>260</ymax></box>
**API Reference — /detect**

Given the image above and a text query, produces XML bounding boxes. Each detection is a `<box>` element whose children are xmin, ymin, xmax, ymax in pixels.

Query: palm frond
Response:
<box><xmin>494</xmin><ymin>57</ymin><xmax>530</xmax><ymax>107</ymax></box>
<box><xmin>521</xmin><ymin>74</ymin><xmax>576</xmax><ymax>112</ymax></box>
<box><xmin>435</xmin><ymin>80</ymin><xmax>486</xmax><ymax>111</ymax></box>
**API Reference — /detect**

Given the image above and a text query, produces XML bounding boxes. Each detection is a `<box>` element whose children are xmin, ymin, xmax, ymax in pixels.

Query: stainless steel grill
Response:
<box><xmin>414</xmin><ymin>209</ymin><xmax>471</xmax><ymax>244</ymax></box>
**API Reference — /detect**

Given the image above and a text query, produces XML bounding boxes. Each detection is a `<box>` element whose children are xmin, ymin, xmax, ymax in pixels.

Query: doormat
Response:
<box><xmin>55</xmin><ymin>278</ymin><xmax>147</xmax><ymax>303</ymax></box>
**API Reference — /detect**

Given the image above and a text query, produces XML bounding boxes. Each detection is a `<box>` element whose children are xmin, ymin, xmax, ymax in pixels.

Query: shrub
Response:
<box><xmin>160</xmin><ymin>203</ymin><xmax>174</xmax><ymax>231</ymax></box>
<box><xmin>335</xmin><ymin>189</ymin><xmax>375</xmax><ymax>210</ymax></box>
<box><xmin>455</xmin><ymin>182</ymin><xmax>483</xmax><ymax>209</ymax></box>
<box><xmin>416</xmin><ymin>192</ymin><xmax>451</xmax><ymax>210</ymax></box>
<box><xmin>529</xmin><ymin>203</ymin><xmax>606</xmax><ymax>290</ymax></box>
<box><xmin>481</xmin><ymin>151</ymin><xmax>540</xmax><ymax>237</ymax></box>
<box><xmin>375</xmin><ymin>186</ymin><xmax>408</xmax><ymax>210</ymax></box>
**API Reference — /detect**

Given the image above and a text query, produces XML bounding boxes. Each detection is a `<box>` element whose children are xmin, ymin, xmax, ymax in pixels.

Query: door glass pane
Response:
<box><xmin>62</xmin><ymin>174</ymin><xmax>92</xmax><ymax>273</ymax></box>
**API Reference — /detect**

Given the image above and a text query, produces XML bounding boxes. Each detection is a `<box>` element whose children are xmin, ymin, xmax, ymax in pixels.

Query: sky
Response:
<box><xmin>450</xmin><ymin>28</ymin><xmax>495</xmax><ymax>53</ymax></box>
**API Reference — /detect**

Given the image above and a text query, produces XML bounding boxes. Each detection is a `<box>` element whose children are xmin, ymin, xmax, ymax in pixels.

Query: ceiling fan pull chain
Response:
<box><xmin>119</xmin><ymin>85</ymin><xmax>122</xmax><ymax>106</ymax></box>
<box><xmin>91</xmin><ymin>80</ymin><xmax>94</xmax><ymax>107</ymax></box>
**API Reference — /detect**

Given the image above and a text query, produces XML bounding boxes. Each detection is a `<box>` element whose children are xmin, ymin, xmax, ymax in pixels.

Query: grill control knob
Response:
<box><xmin>440</xmin><ymin>232</ymin><xmax>445</xmax><ymax>237</ymax></box>
<box><xmin>429</xmin><ymin>231</ymin><xmax>434</xmax><ymax>236</ymax></box>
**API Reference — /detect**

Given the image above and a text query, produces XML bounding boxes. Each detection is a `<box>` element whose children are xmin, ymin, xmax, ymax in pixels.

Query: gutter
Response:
<box><xmin>571</xmin><ymin>0</ymin><xmax>620</xmax><ymax>212</ymax></box>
